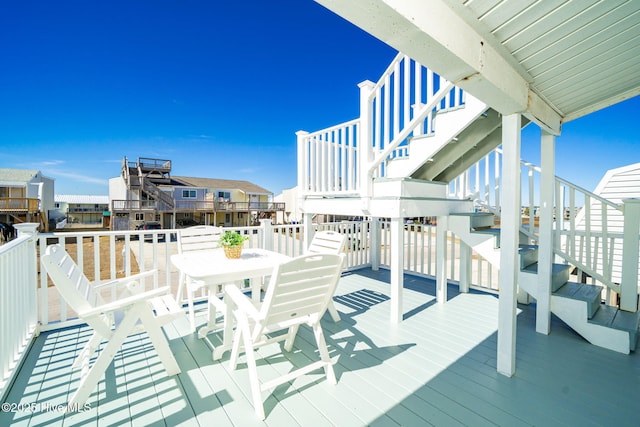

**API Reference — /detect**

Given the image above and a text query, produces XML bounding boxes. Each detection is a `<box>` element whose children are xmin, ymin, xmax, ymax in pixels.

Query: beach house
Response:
<box><xmin>0</xmin><ymin>168</ymin><xmax>54</xmax><ymax>232</ymax></box>
<box><xmin>1</xmin><ymin>2</ymin><xmax>639</xmax><ymax>425</ymax></box>
<box><xmin>109</xmin><ymin>156</ymin><xmax>284</xmax><ymax>230</ymax></box>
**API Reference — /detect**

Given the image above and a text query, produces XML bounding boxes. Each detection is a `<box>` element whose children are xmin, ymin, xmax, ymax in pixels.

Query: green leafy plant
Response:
<box><xmin>219</xmin><ymin>231</ymin><xmax>248</xmax><ymax>248</ymax></box>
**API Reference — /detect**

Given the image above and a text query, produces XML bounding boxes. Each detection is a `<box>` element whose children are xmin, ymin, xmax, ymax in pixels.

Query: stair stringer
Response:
<box><xmin>448</xmin><ymin>212</ymin><xmax>634</xmax><ymax>353</ymax></box>
<box><xmin>448</xmin><ymin>215</ymin><xmax>501</xmax><ymax>266</ymax></box>
<box><xmin>550</xmin><ymin>296</ymin><xmax>631</xmax><ymax>354</ymax></box>
<box><xmin>385</xmin><ymin>94</ymin><xmax>489</xmax><ymax>179</ymax></box>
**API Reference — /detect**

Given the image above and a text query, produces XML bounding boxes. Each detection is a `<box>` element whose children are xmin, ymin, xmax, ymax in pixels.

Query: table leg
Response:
<box><xmin>213</xmin><ymin>293</ymin><xmax>234</xmax><ymax>360</ymax></box>
<box><xmin>197</xmin><ymin>285</ymin><xmax>216</xmax><ymax>338</ymax></box>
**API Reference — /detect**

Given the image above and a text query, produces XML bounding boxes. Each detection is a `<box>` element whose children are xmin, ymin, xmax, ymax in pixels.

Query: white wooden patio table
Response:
<box><xmin>170</xmin><ymin>248</ymin><xmax>291</xmax><ymax>360</ymax></box>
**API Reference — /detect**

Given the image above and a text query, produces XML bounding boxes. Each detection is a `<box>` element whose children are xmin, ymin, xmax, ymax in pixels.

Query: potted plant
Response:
<box><xmin>219</xmin><ymin>231</ymin><xmax>248</xmax><ymax>259</ymax></box>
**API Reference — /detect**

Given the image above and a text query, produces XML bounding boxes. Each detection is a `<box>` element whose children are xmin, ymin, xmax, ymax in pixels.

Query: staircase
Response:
<box><xmin>299</xmin><ymin>51</ymin><xmax>640</xmax><ymax>350</ymax></box>
<box><xmin>448</xmin><ymin>212</ymin><xmax>640</xmax><ymax>354</ymax></box>
<box><xmin>121</xmin><ymin>157</ymin><xmax>174</xmax><ymax>210</ymax></box>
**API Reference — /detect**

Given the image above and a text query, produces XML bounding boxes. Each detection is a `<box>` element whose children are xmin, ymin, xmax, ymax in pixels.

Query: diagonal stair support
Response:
<box><xmin>386</xmin><ymin>94</ymin><xmax>489</xmax><ymax>179</ymax></box>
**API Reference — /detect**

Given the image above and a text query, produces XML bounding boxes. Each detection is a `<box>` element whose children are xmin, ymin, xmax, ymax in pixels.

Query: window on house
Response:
<box><xmin>182</xmin><ymin>190</ymin><xmax>197</xmax><ymax>198</ymax></box>
<box><xmin>217</xmin><ymin>191</ymin><xmax>230</xmax><ymax>200</ymax></box>
<box><xmin>135</xmin><ymin>213</ymin><xmax>144</xmax><ymax>221</ymax></box>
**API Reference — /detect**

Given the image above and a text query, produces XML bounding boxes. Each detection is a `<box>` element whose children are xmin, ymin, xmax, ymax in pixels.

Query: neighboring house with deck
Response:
<box><xmin>52</xmin><ymin>195</ymin><xmax>110</xmax><ymax>229</ymax></box>
<box><xmin>0</xmin><ymin>168</ymin><xmax>54</xmax><ymax>231</ymax></box>
<box><xmin>109</xmin><ymin>156</ymin><xmax>284</xmax><ymax>230</ymax></box>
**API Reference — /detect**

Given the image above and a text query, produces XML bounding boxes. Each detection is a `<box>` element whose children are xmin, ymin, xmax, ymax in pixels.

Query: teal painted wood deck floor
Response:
<box><xmin>2</xmin><ymin>269</ymin><xmax>639</xmax><ymax>426</ymax></box>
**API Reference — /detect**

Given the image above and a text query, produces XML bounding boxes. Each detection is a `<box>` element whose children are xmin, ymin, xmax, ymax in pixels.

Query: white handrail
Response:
<box><xmin>452</xmin><ymin>146</ymin><xmax>629</xmax><ymax>298</ymax></box>
<box><xmin>0</xmin><ymin>229</ymin><xmax>39</xmax><ymax>401</ymax></box>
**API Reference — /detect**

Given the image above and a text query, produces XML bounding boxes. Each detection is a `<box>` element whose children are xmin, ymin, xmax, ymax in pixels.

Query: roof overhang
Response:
<box><xmin>316</xmin><ymin>0</ymin><xmax>640</xmax><ymax>135</ymax></box>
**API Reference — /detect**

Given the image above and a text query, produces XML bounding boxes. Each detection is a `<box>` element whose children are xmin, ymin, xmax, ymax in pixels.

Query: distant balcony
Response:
<box><xmin>111</xmin><ymin>199</ymin><xmax>163</xmax><ymax>212</ymax></box>
<box><xmin>112</xmin><ymin>200</ymin><xmax>285</xmax><ymax>213</ymax></box>
<box><xmin>214</xmin><ymin>201</ymin><xmax>285</xmax><ymax>211</ymax></box>
<box><xmin>67</xmin><ymin>206</ymin><xmax>109</xmax><ymax>214</ymax></box>
<box><xmin>0</xmin><ymin>197</ymin><xmax>39</xmax><ymax>213</ymax></box>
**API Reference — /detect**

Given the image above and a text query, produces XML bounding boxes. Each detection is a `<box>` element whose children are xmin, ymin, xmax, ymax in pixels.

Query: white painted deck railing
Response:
<box><xmin>0</xmin><ymin>219</ymin><xmax>499</xmax><ymax>399</ymax></box>
<box><xmin>452</xmin><ymin>147</ymin><xmax>640</xmax><ymax>309</ymax></box>
<box><xmin>0</xmin><ymin>225</ymin><xmax>39</xmax><ymax>402</ymax></box>
<box><xmin>298</xmin><ymin>53</ymin><xmax>465</xmax><ymax>198</ymax></box>
<box><xmin>28</xmin><ymin>220</ymin><xmax>498</xmax><ymax>331</ymax></box>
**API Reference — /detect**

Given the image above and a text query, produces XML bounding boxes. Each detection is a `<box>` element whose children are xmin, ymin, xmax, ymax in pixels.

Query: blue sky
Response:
<box><xmin>1</xmin><ymin>1</ymin><xmax>638</xmax><ymax>197</ymax></box>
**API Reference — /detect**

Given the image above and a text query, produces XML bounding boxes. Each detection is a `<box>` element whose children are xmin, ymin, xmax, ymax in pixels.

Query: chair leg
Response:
<box><xmin>327</xmin><ymin>301</ymin><xmax>341</xmax><ymax>322</ymax></box>
<box><xmin>139</xmin><ymin>306</ymin><xmax>180</xmax><ymax>376</ymax></box>
<box><xmin>312</xmin><ymin>322</ymin><xmax>336</xmax><ymax>385</ymax></box>
<box><xmin>229</xmin><ymin>314</ymin><xmax>245</xmax><ymax>371</ymax></box>
<box><xmin>72</xmin><ymin>332</ymin><xmax>102</xmax><ymax>370</ymax></box>
<box><xmin>69</xmin><ymin>308</ymin><xmax>140</xmax><ymax>408</ymax></box>
<box><xmin>283</xmin><ymin>324</ymin><xmax>300</xmax><ymax>352</ymax></box>
<box><xmin>242</xmin><ymin>322</ymin><xmax>265</xmax><ymax>420</ymax></box>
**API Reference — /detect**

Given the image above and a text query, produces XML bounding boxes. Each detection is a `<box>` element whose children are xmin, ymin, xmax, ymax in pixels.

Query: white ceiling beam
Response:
<box><xmin>316</xmin><ymin>0</ymin><xmax>562</xmax><ymax>134</ymax></box>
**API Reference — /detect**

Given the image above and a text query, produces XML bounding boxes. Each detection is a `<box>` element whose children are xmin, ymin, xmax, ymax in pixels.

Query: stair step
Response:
<box><xmin>472</xmin><ymin>228</ymin><xmax>501</xmax><ymax>248</ymax></box>
<box><xmin>521</xmin><ymin>262</ymin><xmax>570</xmax><ymax>292</ymax></box>
<box><xmin>450</xmin><ymin>212</ymin><xmax>494</xmax><ymax>229</ymax></box>
<box><xmin>518</xmin><ymin>245</ymin><xmax>538</xmax><ymax>270</ymax></box>
<box><xmin>553</xmin><ymin>282</ymin><xmax>603</xmax><ymax>319</ymax></box>
<box><xmin>589</xmin><ymin>305</ymin><xmax>640</xmax><ymax>351</ymax></box>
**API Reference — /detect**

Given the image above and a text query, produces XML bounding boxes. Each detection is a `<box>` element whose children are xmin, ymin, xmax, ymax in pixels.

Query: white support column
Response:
<box><xmin>370</xmin><ymin>217</ymin><xmax>380</xmax><ymax>271</ymax></box>
<box><xmin>296</xmin><ymin>130</ymin><xmax>309</xmax><ymax>195</ymax></box>
<box><xmin>620</xmin><ymin>198</ymin><xmax>640</xmax><ymax>312</ymax></box>
<box><xmin>536</xmin><ymin>131</ymin><xmax>556</xmax><ymax>333</ymax></box>
<box><xmin>459</xmin><ymin>240</ymin><xmax>471</xmax><ymax>293</ymax></box>
<box><xmin>358</xmin><ymin>80</ymin><xmax>375</xmax><ymax>199</ymax></box>
<box><xmin>260</xmin><ymin>219</ymin><xmax>273</xmax><ymax>251</ymax></box>
<box><xmin>436</xmin><ymin>215</ymin><xmax>448</xmax><ymax>304</ymax></box>
<box><xmin>303</xmin><ymin>212</ymin><xmax>314</xmax><ymax>251</ymax></box>
<box><xmin>497</xmin><ymin>113</ymin><xmax>521</xmax><ymax>377</ymax></box>
<box><xmin>390</xmin><ymin>217</ymin><xmax>404</xmax><ymax>323</ymax></box>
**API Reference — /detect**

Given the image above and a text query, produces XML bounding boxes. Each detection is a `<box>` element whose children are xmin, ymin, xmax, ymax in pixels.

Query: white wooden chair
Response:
<box><xmin>225</xmin><ymin>253</ymin><xmax>345</xmax><ymax>420</ymax></box>
<box><xmin>41</xmin><ymin>244</ymin><xmax>182</xmax><ymax>409</ymax></box>
<box><xmin>306</xmin><ymin>230</ymin><xmax>347</xmax><ymax>322</ymax></box>
<box><xmin>176</xmin><ymin>225</ymin><xmax>224</xmax><ymax>331</ymax></box>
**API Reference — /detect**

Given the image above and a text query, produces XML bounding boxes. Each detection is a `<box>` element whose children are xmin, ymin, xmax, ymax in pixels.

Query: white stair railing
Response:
<box><xmin>450</xmin><ymin>147</ymin><xmax>639</xmax><ymax>309</ymax></box>
<box><xmin>297</xmin><ymin>120</ymin><xmax>360</xmax><ymax>196</ymax></box>
<box><xmin>298</xmin><ymin>53</ymin><xmax>466</xmax><ymax>198</ymax></box>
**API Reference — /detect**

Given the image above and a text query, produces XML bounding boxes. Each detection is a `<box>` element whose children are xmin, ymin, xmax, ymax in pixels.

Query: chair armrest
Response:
<box><xmin>94</xmin><ymin>270</ymin><xmax>157</xmax><ymax>290</ymax></box>
<box><xmin>224</xmin><ymin>284</ymin><xmax>260</xmax><ymax>320</ymax></box>
<box><xmin>80</xmin><ymin>286</ymin><xmax>171</xmax><ymax>318</ymax></box>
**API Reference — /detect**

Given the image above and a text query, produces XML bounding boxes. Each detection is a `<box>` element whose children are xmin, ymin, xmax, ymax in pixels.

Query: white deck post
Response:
<box><xmin>390</xmin><ymin>217</ymin><xmax>404</xmax><ymax>323</ymax></box>
<box><xmin>436</xmin><ymin>215</ymin><xmax>448</xmax><ymax>304</ymax></box>
<box><xmin>358</xmin><ymin>80</ymin><xmax>375</xmax><ymax>200</ymax></box>
<box><xmin>260</xmin><ymin>219</ymin><xmax>274</xmax><ymax>251</ymax></box>
<box><xmin>370</xmin><ymin>217</ymin><xmax>380</xmax><ymax>271</ymax></box>
<box><xmin>620</xmin><ymin>198</ymin><xmax>640</xmax><ymax>312</ymax></box>
<box><xmin>296</xmin><ymin>130</ymin><xmax>309</xmax><ymax>196</ymax></box>
<box><xmin>497</xmin><ymin>113</ymin><xmax>521</xmax><ymax>377</ymax></box>
<box><xmin>303</xmin><ymin>213</ymin><xmax>314</xmax><ymax>250</ymax></box>
<box><xmin>459</xmin><ymin>240</ymin><xmax>471</xmax><ymax>294</ymax></box>
<box><xmin>536</xmin><ymin>131</ymin><xmax>556</xmax><ymax>333</ymax></box>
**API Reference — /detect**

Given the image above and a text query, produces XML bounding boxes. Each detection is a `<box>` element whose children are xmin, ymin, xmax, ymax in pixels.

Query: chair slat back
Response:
<box><xmin>177</xmin><ymin>225</ymin><xmax>223</xmax><ymax>254</ymax></box>
<box><xmin>306</xmin><ymin>230</ymin><xmax>346</xmax><ymax>255</ymax></box>
<box><xmin>259</xmin><ymin>253</ymin><xmax>343</xmax><ymax>330</ymax></box>
<box><xmin>41</xmin><ymin>244</ymin><xmax>105</xmax><ymax>316</ymax></box>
